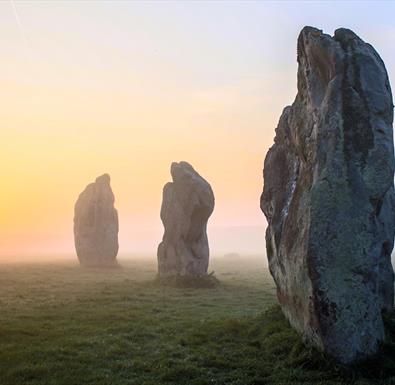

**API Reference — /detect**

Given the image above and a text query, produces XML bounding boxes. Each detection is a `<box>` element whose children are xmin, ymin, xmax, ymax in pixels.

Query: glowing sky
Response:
<box><xmin>1</xmin><ymin>1</ymin><xmax>394</xmax><ymax>258</ymax></box>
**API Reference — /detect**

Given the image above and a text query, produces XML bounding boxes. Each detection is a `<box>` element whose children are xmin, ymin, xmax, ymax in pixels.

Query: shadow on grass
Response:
<box><xmin>155</xmin><ymin>272</ymin><xmax>220</xmax><ymax>289</ymax></box>
<box><xmin>176</xmin><ymin>305</ymin><xmax>395</xmax><ymax>384</ymax></box>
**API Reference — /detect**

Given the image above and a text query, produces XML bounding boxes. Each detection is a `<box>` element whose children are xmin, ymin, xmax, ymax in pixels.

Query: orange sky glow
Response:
<box><xmin>1</xmin><ymin>1</ymin><xmax>394</xmax><ymax>259</ymax></box>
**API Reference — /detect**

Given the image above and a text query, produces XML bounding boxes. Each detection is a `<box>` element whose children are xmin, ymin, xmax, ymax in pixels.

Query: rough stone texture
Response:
<box><xmin>158</xmin><ymin>162</ymin><xmax>214</xmax><ymax>277</ymax></box>
<box><xmin>74</xmin><ymin>174</ymin><xmax>119</xmax><ymax>266</ymax></box>
<box><xmin>261</xmin><ymin>26</ymin><xmax>395</xmax><ymax>364</ymax></box>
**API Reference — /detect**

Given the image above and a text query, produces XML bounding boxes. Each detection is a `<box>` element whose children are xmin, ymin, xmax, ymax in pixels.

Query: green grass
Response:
<box><xmin>156</xmin><ymin>271</ymin><xmax>220</xmax><ymax>288</ymax></box>
<box><xmin>0</xmin><ymin>257</ymin><xmax>394</xmax><ymax>385</ymax></box>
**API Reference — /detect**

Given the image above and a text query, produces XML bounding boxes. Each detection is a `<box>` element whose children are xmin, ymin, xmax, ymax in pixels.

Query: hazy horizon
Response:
<box><xmin>0</xmin><ymin>224</ymin><xmax>267</xmax><ymax>261</ymax></box>
<box><xmin>1</xmin><ymin>1</ymin><xmax>395</xmax><ymax>260</ymax></box>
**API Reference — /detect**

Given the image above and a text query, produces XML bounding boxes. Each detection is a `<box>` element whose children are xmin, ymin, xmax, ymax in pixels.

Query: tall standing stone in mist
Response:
<box><xmin>158</xmin><ymin>162</ymin><xmax>214</xmax><ymax>277</ymax></box>
<box><xmin>261</xmin><ymin>27</ymin><xmax>395</xmax><ymax>364</ymax></box>
<box><xmin>74</xmin><ymin>174</ymin><xmax>119</xmax><ymax>266</ymax></box>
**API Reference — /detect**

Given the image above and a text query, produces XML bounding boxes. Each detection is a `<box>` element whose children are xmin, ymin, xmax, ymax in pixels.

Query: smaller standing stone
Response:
<box><xmin>158</xmin><ymin>162</ymin><xmax>215</xmax><ymax>277</ymax></box>
<box><xmin>74</xmin><ymin>174</ymin><xmax>119</xmax><ymax>266</ymax></box>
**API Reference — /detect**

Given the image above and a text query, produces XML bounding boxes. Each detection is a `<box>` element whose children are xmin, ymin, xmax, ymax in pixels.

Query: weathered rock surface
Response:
<box><xmin>158</xmin><ymin>162</ymin><xmax>214</xmax><ymax>277</ymax></box>
<box><xmin>261</xmin><ymin>26</ymin><xmax>395</xmax><ymax>364</ymax></box>
<box><xmin>74</xmin><ymin>174</ymin><xmax>119</xmax><ymax>266</ymax></box>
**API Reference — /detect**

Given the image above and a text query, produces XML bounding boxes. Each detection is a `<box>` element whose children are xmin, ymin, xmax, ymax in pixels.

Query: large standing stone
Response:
<box><xmin>74</xmin><ymin>174</ymin><xmax>119</xmax><ymax>266</ymax></box>
<box><xmin>261</xmin><ymin>27</ymin><xmax>395</xmax><ymax>364</ymax></box>
<box><xmin>158</xmin><ymin>162</ymin><xmax>214</xmax><ymax>277</ymax></box>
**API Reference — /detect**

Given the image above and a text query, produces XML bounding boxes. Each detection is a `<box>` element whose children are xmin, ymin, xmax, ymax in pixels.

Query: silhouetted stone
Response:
<box><xmin>158</xmin><ymin>162</ymin><xmax>214</xmax><ymax>277</ymax></box>
<box><xmin>261</xmin><ymin>26</ymin><xmax>395</xmax><ymax>364</ymax></box>
<box><xmin>74</xmin><ymin>174</ymin><xmax>119</xmax><ymax>266</ymax></box>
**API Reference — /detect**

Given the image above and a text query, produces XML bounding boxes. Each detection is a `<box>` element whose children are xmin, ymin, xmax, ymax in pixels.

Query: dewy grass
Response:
<box><xmin>156</xmin><ymin>271</ymin><xmax>220</xmax><ymax>289</ymax></box>
<box><xmin>0</xmin><ymin>257</ymin><xmax>394</xmax><ymax>385</ymax></box>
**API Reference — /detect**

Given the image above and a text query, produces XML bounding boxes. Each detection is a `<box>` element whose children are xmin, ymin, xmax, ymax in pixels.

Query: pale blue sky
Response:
<box><xmin>1</xmin><ymin>1</ymin><xmax>394</xmax><ymax>257</ymax></box>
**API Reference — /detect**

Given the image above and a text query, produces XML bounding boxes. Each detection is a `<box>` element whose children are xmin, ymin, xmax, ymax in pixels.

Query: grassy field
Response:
<box><xmin>0</xmin><ymin>256</ymin><xmax>394</xmax><ymax>385</ymax></box>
